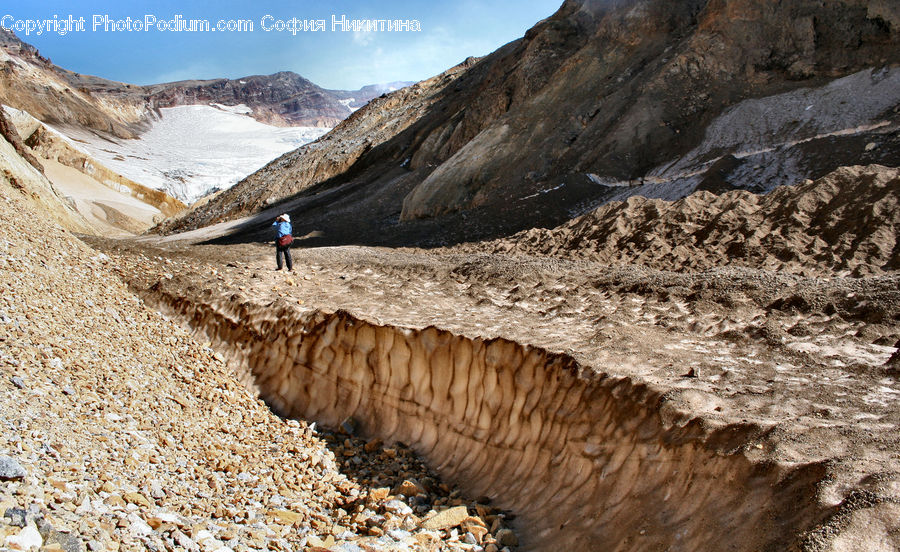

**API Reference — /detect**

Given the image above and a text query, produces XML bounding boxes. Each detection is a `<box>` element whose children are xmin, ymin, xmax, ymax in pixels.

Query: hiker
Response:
<box><xmin>272</xmin><ymin>214</ymin><xmax>293</xmax><ymax>271</ymax></box>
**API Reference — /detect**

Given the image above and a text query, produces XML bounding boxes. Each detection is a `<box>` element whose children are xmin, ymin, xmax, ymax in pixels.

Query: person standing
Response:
<box><xmin>272</xmin><ymin>214</ymin><xmax>293</xmax><ymax>271</ymax></box>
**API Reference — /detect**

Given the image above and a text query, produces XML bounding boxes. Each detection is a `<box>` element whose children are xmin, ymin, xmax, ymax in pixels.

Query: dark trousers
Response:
<box><xmin>276</xmin><ymin>244</ymin><xmax>293</xmax><ymax>271</ymax></box>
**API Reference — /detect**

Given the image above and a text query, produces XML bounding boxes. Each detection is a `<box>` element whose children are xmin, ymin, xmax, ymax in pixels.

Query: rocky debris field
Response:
<box><xmin>0</xmin><ymin>178</ymin><xmax>518</xmax><ymax>551</ymax></box>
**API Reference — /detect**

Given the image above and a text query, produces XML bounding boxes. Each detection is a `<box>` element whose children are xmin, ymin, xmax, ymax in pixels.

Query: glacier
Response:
<box><xmin>65</xmin><ymin>104</ymin><xmax>329</xmax><ymax>204</ymax></box>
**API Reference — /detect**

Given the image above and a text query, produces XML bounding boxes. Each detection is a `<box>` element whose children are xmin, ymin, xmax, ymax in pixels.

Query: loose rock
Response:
<box><xmin>0</xmin><ymin>456</ymin><xmax>26</xmax><ymax>481</ymax></box>
<box><xmin>495</xmin><ymin>528</ymin><xmax>518</xmax><ymax>547</ymax></box>
<box><xmin>5</xmin><ymin>522</ymin><xmax>42</xmax><ymax>551</ymax></box>
<box><xmin>420</xmin><ymin>506</ymin><xmax>469</xmax><ymax>531</ymax></box>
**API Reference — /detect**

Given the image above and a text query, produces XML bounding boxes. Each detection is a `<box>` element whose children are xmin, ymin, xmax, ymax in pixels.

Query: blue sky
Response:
<box><xmin>3</xmin><ymin>1</ymin><xmax>563</xmax><ymax>90</ymax></box>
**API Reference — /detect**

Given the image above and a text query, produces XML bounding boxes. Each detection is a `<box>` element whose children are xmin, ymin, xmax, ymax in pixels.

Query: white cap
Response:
<box><xmin>280</xmin><ymin>214</ymin><xmax>290</xmax><ymax>222</ymax></box>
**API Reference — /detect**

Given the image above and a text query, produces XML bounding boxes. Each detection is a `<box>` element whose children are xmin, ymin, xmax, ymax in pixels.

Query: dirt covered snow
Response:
<box><xmin>463</xmin><ymin>165</ymin><xmax>899</xmax><ymax>277</ymax></box>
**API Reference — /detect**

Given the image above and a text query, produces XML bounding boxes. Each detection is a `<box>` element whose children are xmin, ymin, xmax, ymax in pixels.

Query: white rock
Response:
<box><xmin>387</xmin><ymin>528</ymin><xmax>411</xmax><ymax>541</ymax></box>
<box><xmin>194</xmin><ymin>530</ymin><xmax>215</xmax><ymax>543</ymax></box>
<box><xmin>149</xmin><ymin>479</ymin><xmax>165</xmax><ymax>499</ymax></box>
<box><xmin>153</xmin><ymin>511</ymin><xmax>183</xmax><ymax>524</ymax></box>
<box><xmin>127</xmin><ymin>513</ymin><xmax>153</xmax><ymax>537</ymax></box>
<box><xmin>383</xmin><ymin>500</ymin><xmax>412</xmax><ymax>516</ymax></box>
<box><xmin>5</xmin><ymin>522</ymin><xmax>43</xmax><ymax>550</ymax></box>
<box><xmin>75</xmin><ymin>498</ymin><xmax>93</xmax><ymax>515</ymax></box>
<box><xmin>92</xmin><ymin>499</ymin><xmax>111</xmax><ymax>515</ymax></box>
<box><xmin>194</xmin><ymin>530</ymin><xmax>231</xmax><ymax>552</ymax></box>
<box><xmin>174</xmin><ymin>531</ymin><xmax>199</xmax><ymax>551</ymax></box>
<box><xmin>0</xmin><ymin>455</ymin><xmax>26</xmax><ymax>480</ymax></box>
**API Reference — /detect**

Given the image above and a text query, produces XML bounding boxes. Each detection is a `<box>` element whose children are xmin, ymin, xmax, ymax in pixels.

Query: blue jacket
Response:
<box><xmin>273</xmin><ymin>221</ymin><xmax>292</xmax><ymax>238</ymax></box>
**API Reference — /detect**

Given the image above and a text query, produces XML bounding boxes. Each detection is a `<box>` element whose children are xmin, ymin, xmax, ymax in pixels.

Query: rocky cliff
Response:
<box><xmin>159</xmin><ymin>0</ymin><xmax>900</xmax><ymax>247</ymax></box>
<box><xmin>23</xmin><ymin>122</ymin><xmax>185</xmax><ymax>218</ymax></box>
<box><xmin>0</xmin><ymin>103</ymin><xmax>185</xmax><ymax>235</ymax></box>
<box><xmin>0</xmin><ymin>106</ymin><xmax>94</xmax><ymax>234</ymax></box>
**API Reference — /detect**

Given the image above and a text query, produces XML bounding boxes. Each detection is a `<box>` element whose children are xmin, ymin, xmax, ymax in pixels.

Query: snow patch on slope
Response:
<box><xmin>338</xmin><ymin>98</ymin><xmax>359</xmax><ymax>112</ymax></box>
<box><xmin>66</xmin><ymin>105</ymin><xmax>329</xmax><ymax>204</ymax></box>
<box><xmin>568</xmin><ymin>68</ymin><xmax>900</xmax><ymax>218</ymax></box>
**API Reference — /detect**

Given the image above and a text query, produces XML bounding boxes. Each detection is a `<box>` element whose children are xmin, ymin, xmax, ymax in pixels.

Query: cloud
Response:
<box><xmin>331</xmin><ymin>25</ymin><xmax>496</xmax><ymax>87</ymax></box>
<box><xmin>353</xmin><ymin>29</ymin><xmax>375</xmax><ymax>46</ymax></box>
<box><xmin>147</xmin><ymin>62</ymin><xmax>222</xmax><ymax>84</ymax></box>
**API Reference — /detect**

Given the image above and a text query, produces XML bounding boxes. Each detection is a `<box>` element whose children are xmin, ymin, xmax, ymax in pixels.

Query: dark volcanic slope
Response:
<box><xmin>160</xmin><ymin>0</ymin><xmax>900</xmax><ymax>248</ymax></box>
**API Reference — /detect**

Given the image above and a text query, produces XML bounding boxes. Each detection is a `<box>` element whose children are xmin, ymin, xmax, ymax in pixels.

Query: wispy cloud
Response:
<box><xmin>330</xmin><ymin>25</ymin><xmax>496</xmax><ymax>88</ymax></box>
<box><xmin>148</xmin><ymin>62</ymin><xmax>222</xmax><ymax>84</ymax></box>
<box><xmin>352</xmin><ymin>29</ymin><xmax>375</xmax><ymax>46</ymax></box>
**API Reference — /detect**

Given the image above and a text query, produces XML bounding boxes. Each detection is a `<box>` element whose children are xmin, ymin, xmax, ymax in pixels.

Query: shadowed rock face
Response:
<box><xmin>0</xmin><ymin>106</ymin><xmax>43</xmax><ymax>174</ymax></box>
<box><xmin>141</xmin><ymin>283</ymin><xmax>838</xmax><ymax>551</ymax></box>
<box><xmin>159</xmin><ymin>0</ymin><xmax>899</xmax><ymax>247</ymax></box>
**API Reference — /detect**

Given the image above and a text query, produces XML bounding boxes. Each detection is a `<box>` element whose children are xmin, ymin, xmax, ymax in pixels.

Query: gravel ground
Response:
<box><xmin>92</xmin><ymin>235</ymin><xmax>900</xmax><ymax>535</ymax></box>
<box><xmin>4</xmin><ymin>155</ymin><xmax>899</xmax><ymax>551</ymax></box>
<box><xmin>1</xmin><ymin>174</ymin><xmax>517</xmax><ymax>552</ymax></box>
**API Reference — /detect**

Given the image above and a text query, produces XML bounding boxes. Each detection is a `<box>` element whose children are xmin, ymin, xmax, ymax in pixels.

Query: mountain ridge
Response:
<box><xmin>0</xmin><ymin>28</ymin><xmax>409</xmax><ymax>135</ymax></box>
<box><xmin>157</xmin><ymin>0</ymin><xmax>900</xmax><ymax>247</ymax></box>
<box><xmin>0</xmin><ymin>28</ymin><xmax>416</xmax><ymax>205</ymax></box>
<box><xmin>144</xmin><ymin>72</ymin><xmax>350</xmax><ymax>128</ymax></box>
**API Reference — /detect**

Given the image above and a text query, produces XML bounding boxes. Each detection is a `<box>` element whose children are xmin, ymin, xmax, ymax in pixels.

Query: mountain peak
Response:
<box><xmin>0</xmin><ymin>28</ymin><xmax>49</xmax><ymax>64</ymax></box>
